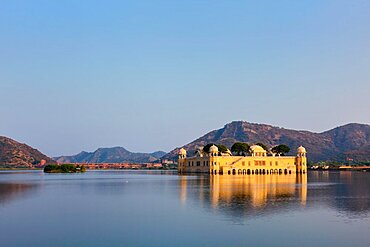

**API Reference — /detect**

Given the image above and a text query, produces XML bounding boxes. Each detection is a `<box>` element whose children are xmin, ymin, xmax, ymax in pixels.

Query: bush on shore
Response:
<box><xmin>44</xmin><ymin>164</ymin><xmax>86</xmax><ymax>173</ymax></box>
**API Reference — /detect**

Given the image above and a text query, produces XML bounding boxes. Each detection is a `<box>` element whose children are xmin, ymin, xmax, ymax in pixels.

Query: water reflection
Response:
<box><xmin>180</xmin><ymin>171</ymin><xmax>370</xmax><ymax>220</ymax></box>
<box><xmin>309</xmin><ymin>171</ymin><xmax>370</xmax><ymax>217</ymax></box>
<box><xmin>180</xmin><ymin>174</ymin><xmax>307</xmax><ymax>220</ymax></box>
<box><xmin>0</xmin><ymin>183</ymin><xmax>38</xmax><ymax>205</ymax></box>
<box><xmin>210</xmin><ymin>174</ymin><xmax>307</xmax><ymax>208</ymax></box>
<box><xmin>0</xmin><ymin>170</ymin><xmax>368</xmax><ymax>247</ymax></box>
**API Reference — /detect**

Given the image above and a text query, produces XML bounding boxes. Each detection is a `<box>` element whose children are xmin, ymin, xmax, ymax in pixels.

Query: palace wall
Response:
<box><xmin>178</xmin><ymin>155</ymin><xmax>307</xmax><ymax>175</ymax></box>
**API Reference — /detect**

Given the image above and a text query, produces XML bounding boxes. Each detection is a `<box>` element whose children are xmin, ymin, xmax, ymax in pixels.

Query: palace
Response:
<box><xmin>178</xmin><ymin>145</ymin><xmax>307</xmax><ymax>175</ymax></box>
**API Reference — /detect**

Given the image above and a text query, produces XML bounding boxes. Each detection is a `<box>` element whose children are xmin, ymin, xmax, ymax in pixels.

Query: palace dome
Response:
<box><xmin>209</xmin><ymin>145</ymin><xmax>219</xmax><ymax>153</ymax></box>
<box><xmin>179</xmin><ymin>148</ymin><xmax>187</xmax><ymax>155</ymax></box>
<box><xmin>250</xmin><ymin>145</ymin><xmax>266</xmax><ymax>152</ymax></box>
<box><xmin>297</xmin><ymin>146</ymin><xmax>306</xmax><ymax>153</ymax></box>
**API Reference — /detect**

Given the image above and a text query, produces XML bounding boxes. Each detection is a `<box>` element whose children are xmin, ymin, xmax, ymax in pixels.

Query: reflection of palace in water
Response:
<box><xmin>179</xmin><ymin>173</ymin><xmax>307</xmax><ymax>213</ymax></box>
<box><xmin>179</xmin><ymin>171</ymin><xmax>370</xmax><ymax>219</ymax></box>
<box><xmin>209</xmin><ymin>174</ymin><xmax>307</xmax><ymax>208</ymax></box>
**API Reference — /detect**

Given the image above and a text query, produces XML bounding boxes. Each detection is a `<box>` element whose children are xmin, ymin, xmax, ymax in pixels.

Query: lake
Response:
<box><xmin>0</xmin><ymin>170</ymin><xmax>369</xmax><ymax>247</ymax></box>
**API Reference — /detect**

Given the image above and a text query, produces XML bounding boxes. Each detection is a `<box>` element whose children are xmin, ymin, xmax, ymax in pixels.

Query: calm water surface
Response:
<box><xmin>0</xmin><ymin>170</ymin><xmax>369</xmax><ymax>247</ymax></box>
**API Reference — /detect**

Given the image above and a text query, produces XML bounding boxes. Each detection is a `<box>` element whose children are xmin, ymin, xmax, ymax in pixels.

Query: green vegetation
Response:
<box><xmin>44</xmin><ymin>164</ymin><xmax>86</xmax><ymax>173</ymax></box>
<box><xmin>271</xmin><ymin>144</ymin><xmax>290</xmax><ymax>156</ymax></box>
<box><xmin>216</xmin><ymin>144</ymin><xmax>229</xmax><ymax>153</ymax></box>
<box><xmin>231</xmin><ymin>142</ymin><xmax>250</xmax><ymax>156</ymax></box>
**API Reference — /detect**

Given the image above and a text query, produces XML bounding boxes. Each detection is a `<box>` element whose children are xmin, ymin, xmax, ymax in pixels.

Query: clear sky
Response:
<box><xmin>1</xmin><ymin>0</ymin><xmax>369</xmax><ymax>157</ymax></box>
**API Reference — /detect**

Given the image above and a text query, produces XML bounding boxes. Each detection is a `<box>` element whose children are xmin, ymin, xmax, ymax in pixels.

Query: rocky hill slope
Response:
<box><xmin>163</xmin><ymin>121</ymin><xmax>370</xmax><ymax>163</ymax></box>
<box><xmin>54</xmin><ymin>147</ymin><xmax>166</xmax><ymax>164</ymax></box>
<box><xmin>0</xmin><ymin>136</ymin><xmax>55</xmax><ymax>168</ymax></box>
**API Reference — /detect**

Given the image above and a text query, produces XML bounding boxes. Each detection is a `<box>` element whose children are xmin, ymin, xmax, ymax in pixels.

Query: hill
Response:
<box><xmin>54</xmin><ymin>147</ymin><xmax>166</xmax><ymax>164</ymax></box>
<box><xmin>0</xmin><ymin>136</ymin><xmax>55</xmax><ymax>168</ymax></box>
<box><xmin>163</xmin><ymin>121</ymin><xmax>370</xmax><ymax>163</ymax></box>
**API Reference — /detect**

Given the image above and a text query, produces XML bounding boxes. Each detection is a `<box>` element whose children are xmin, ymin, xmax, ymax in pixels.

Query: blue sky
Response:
<box><xmin>0</xmin><ymin>0</ymin><xmax>369</xmax><ymax>156</ymax></box>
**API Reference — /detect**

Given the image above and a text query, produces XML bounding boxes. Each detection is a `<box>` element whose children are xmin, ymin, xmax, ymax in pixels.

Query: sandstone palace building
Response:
<box><xmin>178</xmin><ymin>145</ymin><xmax>307</xmax><ymax>175</ymax></box>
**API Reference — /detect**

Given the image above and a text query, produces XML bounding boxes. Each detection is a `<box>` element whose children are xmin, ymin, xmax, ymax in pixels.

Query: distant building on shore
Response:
<box><xmin>178</xmin><ymin>145</ymin><xmax>307</xmax><ymax>175</ymax></box>
<box><xmin>67</xmin><ymin>163</ymin><xmax>163</xmax><ymax>170</ymax></box>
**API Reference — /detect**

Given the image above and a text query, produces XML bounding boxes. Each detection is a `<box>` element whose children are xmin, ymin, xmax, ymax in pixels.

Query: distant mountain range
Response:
<box><xmin>1</xmin><ymin>121</ymin><xmax>369</xmax><ymax>167</ymax></box>
<box><xmin>0</xmin><ymin>136</ymin><xmax>55</xmax><ymax>168</ymax></box>
<box><xmin>0</xmin><ymin>136</ymin><xmax>166</xmax><ymax>167</ymax></box>
<box><xmin>163</xmin><ymin>121</ymin><xmax>370</xmax><ymax>163</ymax></box>
<box><xmin>54</xmin><ymin>147</ymin><xmax>166</xmax><ymax>164</ymax></box>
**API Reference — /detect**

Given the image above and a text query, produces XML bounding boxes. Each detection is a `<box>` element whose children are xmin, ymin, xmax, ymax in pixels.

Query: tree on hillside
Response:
<box><xmin>217</xmin><ymin>144</ymin><xmax>229</xmax><ymax>154</ymax></box>
<box><xmin>255</xmin><ymin>143</ymin><xmax>269</xmax><ymax>151</ymax></box>
<box><xmin>271</xmin><ymin>144</ymin><xmax>290</xmax><ymax>156</ymax></box>
<box><xmin>231</xmin><ymin>142</ymin><xmax>250</xmax><ymax>156</ymax></box>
